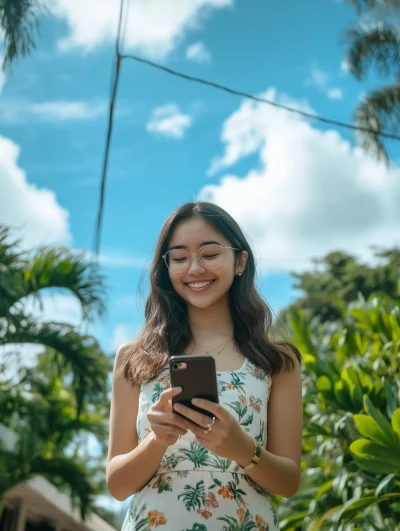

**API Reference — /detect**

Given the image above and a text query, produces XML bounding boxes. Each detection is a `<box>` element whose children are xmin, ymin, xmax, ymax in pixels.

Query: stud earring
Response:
<box><xmin>238</xmin><ymin>272</ymin><xmax>242</xmax><ymax>277</ymax></box>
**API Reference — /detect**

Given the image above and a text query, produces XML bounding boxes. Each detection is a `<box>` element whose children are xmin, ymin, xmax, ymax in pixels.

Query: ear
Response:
<box><xmin>235</xmin><ymin>250</ymin><xmax>248</xmax><ymax>276</ymax></box>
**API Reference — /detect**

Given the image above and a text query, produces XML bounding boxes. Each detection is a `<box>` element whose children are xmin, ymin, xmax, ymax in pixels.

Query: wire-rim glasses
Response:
<box><xmin>162</xmin><ymin>244</ymin><xmax>241</xmax><ymax>273</ymax></box>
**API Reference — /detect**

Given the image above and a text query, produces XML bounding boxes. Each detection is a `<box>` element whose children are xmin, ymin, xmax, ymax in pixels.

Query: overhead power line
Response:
<box><xmin>121</xmin><ymin>53</ymin><xmax>400</xmax><ymax>142</ymax></box>
<box><xmin>93</xmin><ymin>0</ymin><xmax>126</xmax><ymax>257</ymax></box>
<box><xmin>93</xmin><ymin>6</ymin><xmax>400</xmax><ymax>257</ymax></box>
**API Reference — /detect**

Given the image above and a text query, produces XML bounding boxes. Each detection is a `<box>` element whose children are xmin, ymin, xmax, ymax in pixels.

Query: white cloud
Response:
<box><xmin>308</xmin><ymin>66</ymin><xmax>328</xmax><ymax>90</ymax></box>
<box><xmin>186</xmin><ymin>41</ymin><xmax>212</xmax><ymax>63</ymax></box>
<box><xmin>201</xmin><ymin>89</ymin><xmax>400</xmax><ymax>272</ymax></box>
<box><xmin>146</xmin><ymin>104</ymin><xmax>192</xmax><ymax>139</ymax></box>
<box><xmin>0</xmin><ymin>137</ymin><xmax>71</xmax><ymax>249</ymax></box>
<box><xmin>341</xmin><ymin>59</ymin><xmax>350</xmax><ymax>73</ymax></box>
<box><xmin>0</xmin><ymin>98</ymin><xmax>105</xmax><ymax>123</ymax></box>
<box><xmin>327</xmin><ymin>88</ymin><xmax>343</xmax><ymax>100</ymax></box>
<box><xmin>307</xmin><ymin>65</ymin><xmax>344</xmax><ymax>100</ymax></box>
<box><xmin>111</xmin><ymin>324</ymin><xmax>140</xmax><ymax>351</ymax></box>
<box><xmin>23</xmin><ymin>293</ymin><xmax>83</xmax><ymax>327</ymax></box>
<box><xmin>53</xmin><ymin>0</ymin><xmax>233</xmax><ymax>58</ymax></box>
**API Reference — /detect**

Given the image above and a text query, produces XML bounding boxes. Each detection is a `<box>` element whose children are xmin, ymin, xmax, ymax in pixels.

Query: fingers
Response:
<box><xmin>173</xmin><ymin>403</ymin><xmax>215</xmax><ymax>429</ymax></box>
<box><xmin>154</xmin><ymin>387</ymin><xmax>182</xmax><ymax>410</ymax></box>
<box><xmin>152</xmin><ymin>423</ymin><xmax>187</xmax><ymax>437</ymax></box>
<box><xmin>147</xmin><ymin>410</ymin><xmax>188</xmax><ymax>431</ymax></box>
<box><xmin>191</xmin><ymin>398</ymin><xmax>229</xmax><ymax>421</ymax></box>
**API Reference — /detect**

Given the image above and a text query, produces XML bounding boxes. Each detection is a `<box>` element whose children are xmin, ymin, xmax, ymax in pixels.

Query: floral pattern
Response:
<box><xmin>122</xmin><ymin>358</ymin><xmax>279</xmax><ymax>531</ymax></box>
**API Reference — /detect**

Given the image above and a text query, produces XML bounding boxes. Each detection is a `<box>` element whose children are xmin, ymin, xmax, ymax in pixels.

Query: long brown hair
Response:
<box><xmin>123</xmin><ymin>201</ymin><xmax>301</xmax><ymax>384</ymax></box>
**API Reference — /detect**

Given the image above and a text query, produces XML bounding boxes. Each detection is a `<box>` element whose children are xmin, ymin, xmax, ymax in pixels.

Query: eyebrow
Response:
<box><xmin>168</xmin><ymin>240</ymin><xmax>222</xmax><ymax>251</ymax></box>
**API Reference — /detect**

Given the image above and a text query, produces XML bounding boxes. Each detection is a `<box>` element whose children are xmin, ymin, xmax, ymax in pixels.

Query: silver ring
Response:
<box><xmin>204</xmin><ymin>416</ymin><xmax>215</xmax><ymax>434</ymax></box>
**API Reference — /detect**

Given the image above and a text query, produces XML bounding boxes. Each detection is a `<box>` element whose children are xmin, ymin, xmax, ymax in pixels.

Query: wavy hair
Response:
<box><xmin>123</xmin><ymin>201</ymin><xmax>301</xmax><ymax>384</ymax></box>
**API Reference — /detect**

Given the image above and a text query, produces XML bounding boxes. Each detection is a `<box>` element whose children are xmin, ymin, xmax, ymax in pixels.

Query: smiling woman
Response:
<box><xmin>106</xmin><ymin>201</ymin><xmax>303</xmax><ymax>531</ymax></box>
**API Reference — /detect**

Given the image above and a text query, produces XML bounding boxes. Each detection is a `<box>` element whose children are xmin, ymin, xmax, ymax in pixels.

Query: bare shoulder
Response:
<box><xmin>113</xmin><ymin>341</ymin><xmax>137</xmax><ymax>378</ymax></box>
<box><xmin>272</xmin><ymin>342</ymin><xmax>302</xmax><ymax>378</ymax></box>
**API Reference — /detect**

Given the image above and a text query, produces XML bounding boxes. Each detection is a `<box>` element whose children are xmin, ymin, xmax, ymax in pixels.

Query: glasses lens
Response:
<box><xmin>165</xmin><ymin>249</ymin><xmax>190</xmax><ymax>272</ymax></box>
<box><xmin>199</xmin><ymin>244</ymin><xmax>225</xmax><ymax>269</ymax></box>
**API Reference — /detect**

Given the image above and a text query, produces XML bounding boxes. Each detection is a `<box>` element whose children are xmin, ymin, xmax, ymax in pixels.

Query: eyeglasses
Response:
<box><xmin>162</xmin><ymin>244</ymin><xmax>241</xmax><ymax>273</ymax></box>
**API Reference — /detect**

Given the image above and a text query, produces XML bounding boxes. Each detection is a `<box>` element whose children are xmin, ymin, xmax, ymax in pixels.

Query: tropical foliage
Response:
<box><xmin>273</xmin><ymin>292</ymin><xmax>400</xmax><ymax>530</ymax></box>
<box><xmin>0</xmin><ymin>0</ymin><xmax>48</xmax><ymax>70</ymax></box>
<box><xmin>0</xmin><ymin>225</ymin><xmax>111</xmax><ymax>519</ymax></box>
<box><xmin>344</xmin><ymin>0</ymin><xmax>400</xmax><ymax>161</ymax></box>
<box><xmin>276</xmin><ymin>247</ymin><xmax>400</xmax><ymax>326</ymax></box>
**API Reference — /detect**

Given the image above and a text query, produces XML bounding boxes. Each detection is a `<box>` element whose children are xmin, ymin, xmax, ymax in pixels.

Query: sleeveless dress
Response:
<box><xmin>121</xmin><ymin>358</ymin><xmax>279</xmax><ymax>531</ymax></box>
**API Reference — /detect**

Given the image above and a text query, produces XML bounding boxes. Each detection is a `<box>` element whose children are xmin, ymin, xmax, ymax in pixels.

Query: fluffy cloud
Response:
<box><xmin>53</xmin><ymin>0</ymin><xmax>233</xmax><ymax>58</ymax></box>
<box><xmin>146</xmin><ymin>104</ymin><xmax>192</xmax><ymax>139</ymax></box>
<box><xmin>200</xmin><ymin>89</ymin><xmax>400</xmax><ymax>272</ymax></box>
<box><xmin>186</xmin><ymin>41</ymin><xmax>212</xmax><ymax>63</ymax></box>
<box><xmin>0</xmin><ymin>98</ymin><xmax>105</xmax><ymax>123</ymax></box>
<box><xmin>0</xmin><ymin>136</ymin><xmax>71</xmax><ymax>249</ymax></box>
<box><xmin>111</xmin><ymin>324</ymin><xmax>140</xmax><ymax>351</ymax></box>
<box><xmin>307</xmin><ymin>65</ymin><xmax>344</xmax><ymax>100</ymax></box>
<box><xmin>327</xmin><ymin>88</ymin><xmax>343</xmax><ymax>100</ymax></box>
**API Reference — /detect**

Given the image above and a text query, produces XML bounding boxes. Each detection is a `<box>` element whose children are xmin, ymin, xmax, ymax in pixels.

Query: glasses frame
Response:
<box><xmin>162</xmin><ymin>244</ymin><xmax>241</xmax><ymax>272</ymax></box>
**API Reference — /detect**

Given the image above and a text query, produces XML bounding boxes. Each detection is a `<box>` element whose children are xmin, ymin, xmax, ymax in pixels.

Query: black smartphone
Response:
<box><xmin>169</xmin><ymin>355</ymin><xmax>219</xmax><ymax>419</ymax></box>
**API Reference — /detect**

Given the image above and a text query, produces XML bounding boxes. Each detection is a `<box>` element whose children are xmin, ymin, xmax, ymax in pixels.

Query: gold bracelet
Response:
<box><xmin>241</xmin><ymin>440</ymin><xmax>262</xmax><ymax>471</ymax></box>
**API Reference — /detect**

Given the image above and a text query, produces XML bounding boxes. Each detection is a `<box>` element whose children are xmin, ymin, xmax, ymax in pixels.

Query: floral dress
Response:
<box><xmin>121</xmin><ymin>358</ymin><xmax>279</xmax><ymax>531</ymax></box>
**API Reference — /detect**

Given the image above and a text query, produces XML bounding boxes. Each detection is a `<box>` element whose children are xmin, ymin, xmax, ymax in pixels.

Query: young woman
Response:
<box><xmin>107</xmin><ymin>202</ymin><xmax>303</xmax><ymax>531</ymax></box>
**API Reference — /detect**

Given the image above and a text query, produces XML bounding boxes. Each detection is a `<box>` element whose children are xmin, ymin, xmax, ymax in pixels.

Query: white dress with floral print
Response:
<box><xmin>121</xmin><ymin>358</ymin><xmax>279</xmax><ymax>531</ymax></box>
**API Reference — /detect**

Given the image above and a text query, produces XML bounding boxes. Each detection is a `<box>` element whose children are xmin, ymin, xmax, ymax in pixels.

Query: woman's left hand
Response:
<box><xmin>173</xmin><ymin>398</ymin><xmax>254</xmax><ymax>466</ymax></box>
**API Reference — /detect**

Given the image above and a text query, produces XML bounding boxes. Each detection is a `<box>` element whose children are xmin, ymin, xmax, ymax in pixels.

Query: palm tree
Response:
<box><xmin>0</xmin><ymin>350</ymin><xmax>108</xmax><ymax>518</ymax></box>
<box><xmin>0</xmin><ymin>0</ymin><xmax>48</xmax><ymax>70</ymax></box>
<box><xmin>0</xmin><ymin>225</ymin><xmax>111</xmax><ymax>518</ymax></box>
<box><xmin>0</xmin><ymin>225</ymin><xmax>110</xmax><ymax>416</ymax></box>
<box><xmin>344</xmin><ymin>0</ymin><xmax>400</xmax><ymax>161</ymax></box>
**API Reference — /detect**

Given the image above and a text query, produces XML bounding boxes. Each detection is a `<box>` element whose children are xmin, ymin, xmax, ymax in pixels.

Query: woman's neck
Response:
<box><xmin>187</xmin><ymin>296</ymin><xmax>234</xmax><ymax>350</ymax></box>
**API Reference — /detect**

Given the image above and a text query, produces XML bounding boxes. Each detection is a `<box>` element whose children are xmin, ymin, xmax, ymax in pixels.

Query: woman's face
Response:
<box><xmin>166</xmin><ymin>217</ymin><xmax>247</xmax><ymax>310</ymax></box>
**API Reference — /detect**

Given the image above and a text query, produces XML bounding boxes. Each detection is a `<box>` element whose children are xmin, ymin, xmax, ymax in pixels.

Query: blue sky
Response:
<box><xmin>2</xmin><ymin>0</ymin><xmax>400</xmax><ymax>516</ymax></box>
<box><xmin>2</xmin><ymin>0</ymin><xmax>400</xmax><ymax>356</ymax></box>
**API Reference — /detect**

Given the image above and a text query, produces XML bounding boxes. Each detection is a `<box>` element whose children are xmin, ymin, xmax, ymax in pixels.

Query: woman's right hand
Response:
<box><xmin>147</xmin><ymin>387</ymin><xmax>188</xmax><ymax>448</ymax></box>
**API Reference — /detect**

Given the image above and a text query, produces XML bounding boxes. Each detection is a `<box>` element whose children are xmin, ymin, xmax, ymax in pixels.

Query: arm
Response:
<box><xmin>106</xmin><ymin>344</ymin><xmax>165</xmax><ymax>500</ymax></box>
<box><xmin>106</xmin><ymin>344</ymin><xmax>187</xmax><ymax>501</ymax></box>
<box><xmin>237</xmin><ymin>350</ymin><xmax>303</xmax><ymax>498</ymax></box>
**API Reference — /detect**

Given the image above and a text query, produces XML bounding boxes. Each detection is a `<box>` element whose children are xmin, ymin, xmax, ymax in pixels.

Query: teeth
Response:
<box><xmin>187</xmin><ymin>280</ymin><xmax>213</xmax><ymax>288</ymax></box>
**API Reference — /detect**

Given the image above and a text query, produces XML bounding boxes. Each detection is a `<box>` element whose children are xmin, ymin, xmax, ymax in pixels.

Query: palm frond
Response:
<box><xmin>23</xmin><ymin>247</ymin><xmax>107</xmax><ymax>322</ymax></box>
<box><xmin>1</xmin><ymin>319</ymin><xmax>111</xmax><ymax>416</ymax></box>
<box><xmin>346</xmin><ymin>0</ymin><xmax>400</xmax><ymax>13</ymax></box>
<box><xmin>344</xmin><ymin>25</ymin><xmax>400</xmax><ymax>80</ymax></box>
<box><xmin>0</xmin><ymin>226</ymin><xmax>25</xmax><ymax>318</ymax></box>
<box><xmin>355</xmin><ymin>83</ymin><xmax>400</xmax><ymax>160</ymax></box>
<box><xmin>0</xmin><ymin>0</ymin><xmax>48</xmax><ymax>70</ymax></box>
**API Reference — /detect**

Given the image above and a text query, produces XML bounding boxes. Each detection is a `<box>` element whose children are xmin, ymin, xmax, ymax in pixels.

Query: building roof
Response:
<box><xmin>5</xmin><ymin>476</ymin><xmax>118</xmax><ymax>531</ymax></box>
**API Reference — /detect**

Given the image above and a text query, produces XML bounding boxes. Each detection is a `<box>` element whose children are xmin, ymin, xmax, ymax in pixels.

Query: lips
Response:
<box><xmin>185</xmin><ymin>279</ymin><xmax>216</xmax><ymax>291</ymax></box>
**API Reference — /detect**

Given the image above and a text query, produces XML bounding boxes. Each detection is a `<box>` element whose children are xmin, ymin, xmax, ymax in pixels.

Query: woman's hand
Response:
<box><xmin>147</xmin><ymin>387</ymin><xmax>188</xmax><ymax>449</ymax></box>
<box><xmin>173</xmin><ymin>399</ymin><xmax>254</xmax><ymax>467</ymax></box>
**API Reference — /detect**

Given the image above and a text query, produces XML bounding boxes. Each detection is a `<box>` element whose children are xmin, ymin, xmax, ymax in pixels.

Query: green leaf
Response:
<box><xmin>337</xmin><ymin>493</ymin><xmax>400</xmax><ymax>526</ymax></box>
<box><xmin>316</xmin><ymin>375</ymin><xmax>332</xmax><ymax>392</ymax></box>
<box><xmin>364</xmin><ymin>396</ymin><xmax>399</xmax><ymax>448</ymax></box>
<box><xmin>353</xmin><ymin>414</ymin><xmax>393</xmax><ymax>447</ymax></box>
<box><xmin>350</xmin><ymin>439</ymin><xmax>400</xmax><ymax>474</ymax></box>
<box><xmin>392</xmin><ymin>408</ymin><xmax>400</xmax><ymax>439</ymax></box>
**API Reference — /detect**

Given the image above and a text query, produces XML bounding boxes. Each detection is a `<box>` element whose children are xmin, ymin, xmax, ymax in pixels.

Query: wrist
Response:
<box><xmin>148</xmin><ymin>431</ymin><xmax>169</xmax><ymax>453</ymax></box>
<box><xmin>236</xmin><ymin>433</ymin><xmax>256</xmax><ymax>468</ymax></box>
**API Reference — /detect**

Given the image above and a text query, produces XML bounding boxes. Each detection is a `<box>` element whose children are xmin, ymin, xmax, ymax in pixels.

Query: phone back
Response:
<box><xmin>169</xmin><ymin>355</ymin><xmax>219</xmax><ymax>417</ymax></box>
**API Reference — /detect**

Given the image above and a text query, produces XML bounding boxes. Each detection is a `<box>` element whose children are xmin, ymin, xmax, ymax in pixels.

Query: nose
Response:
<box><xmin>187</xmin><ymin>253</ymin><xmax>206</xmax><ymax>275</ymax></box>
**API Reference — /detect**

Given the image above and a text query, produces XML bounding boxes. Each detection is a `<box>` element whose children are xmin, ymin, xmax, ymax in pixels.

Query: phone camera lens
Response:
<box><xmin>173</xmin><ymin>363</ymin><xmax>179</xmax><ymax>370</ymax></box>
